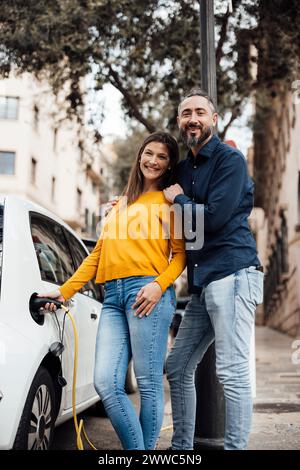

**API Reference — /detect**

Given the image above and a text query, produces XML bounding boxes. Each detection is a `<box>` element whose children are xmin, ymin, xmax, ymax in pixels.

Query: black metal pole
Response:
<box><xmin>193</xmin><ymin>0</ymin><xmax>225</xmax><ymax>450</ymax></box>
<box><xmin>199</xmin><ymin>0</ymin><xmax>217</xmax><ymax>104</ymax></box>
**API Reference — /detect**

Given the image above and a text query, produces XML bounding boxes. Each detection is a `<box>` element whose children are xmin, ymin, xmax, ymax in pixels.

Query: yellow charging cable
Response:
<box><xmin>61</xmin><ymin>305</ymin><xmax>98</xmax><ymax>450</ymax></box>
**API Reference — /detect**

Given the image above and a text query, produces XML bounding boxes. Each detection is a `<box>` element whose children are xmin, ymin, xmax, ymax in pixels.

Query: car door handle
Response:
<box><xmin>91</xmin><ymin>313</ymin><xmax>98</xmax><ymax>320</ymax></box>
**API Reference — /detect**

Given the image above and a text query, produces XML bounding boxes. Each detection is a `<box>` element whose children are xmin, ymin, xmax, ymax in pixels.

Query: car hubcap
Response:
<box><xmin>28</xmin><ymin>385</ymin><xmax>52</xmax><ymax>450</ymax></box>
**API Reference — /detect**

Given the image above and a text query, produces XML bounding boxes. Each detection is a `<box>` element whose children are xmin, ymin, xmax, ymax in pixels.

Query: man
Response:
<box><xmin>163</xmin><ymin>88</ymin><xmax>264</xmax><ymax>450</ymax></box>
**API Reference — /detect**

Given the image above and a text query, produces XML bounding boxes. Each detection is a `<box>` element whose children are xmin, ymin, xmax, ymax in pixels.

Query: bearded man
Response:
<box><xmin>163</xmin><ymin>89</ymin><xmax>264</xmax><ymax>450</ymax></box>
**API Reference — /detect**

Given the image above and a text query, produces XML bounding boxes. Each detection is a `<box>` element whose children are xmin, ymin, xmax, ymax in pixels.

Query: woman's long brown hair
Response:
<box><xmin>124</xmin><ymin>132</ymin><xmax>179</xmax><ymax>205</ymax></box>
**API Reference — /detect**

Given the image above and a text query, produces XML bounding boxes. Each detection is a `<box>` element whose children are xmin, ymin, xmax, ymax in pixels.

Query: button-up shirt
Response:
<box><xmin>174</xmin><ymin>135</ymin><xmax>260</xmax><ymax>293</ymax></box>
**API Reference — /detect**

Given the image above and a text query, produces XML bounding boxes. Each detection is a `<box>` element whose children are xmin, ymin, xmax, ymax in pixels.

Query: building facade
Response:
<box><xmin>253</xmin><ymin>89</ymin><xmax>300</xmax><ymax>336</ymax></box>
<box><xmin>0</xmin><ymin>73</ymin><xmax>109</xmax><ymax>238</ymax></box>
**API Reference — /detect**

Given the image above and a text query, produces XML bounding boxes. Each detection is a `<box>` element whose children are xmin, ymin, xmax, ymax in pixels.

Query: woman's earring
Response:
<box><xmin>168</xmin><ymin>167</ymin><xmax>171</xmax><ymax>170</ymax></box>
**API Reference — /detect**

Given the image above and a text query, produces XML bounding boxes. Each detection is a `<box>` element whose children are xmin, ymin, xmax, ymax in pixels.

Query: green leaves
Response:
<box><xmin>1</xmin><ymin>0</ymin><xmax>299</xmax><ymax>137</ymax></box>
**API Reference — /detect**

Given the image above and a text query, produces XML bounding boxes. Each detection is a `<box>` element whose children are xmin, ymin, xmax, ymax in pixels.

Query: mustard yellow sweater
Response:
<box><xmin>60</xmin><ymin>191</ymin><xmax>186</xmax><ymax>300</ymax></box>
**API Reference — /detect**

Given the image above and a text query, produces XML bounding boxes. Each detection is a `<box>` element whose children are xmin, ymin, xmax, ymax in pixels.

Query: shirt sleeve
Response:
<box><xmin>154</xmin><ymin>209</ymin><xmax>186</xmax><ymax>293</ymax></box>
<box><xmin>174</xmin><ymin>152</ymin><xmax>247</xmax><ymax>234</ymax></box>
<box><xmin>59</xmin><ymin>237</ymin><xmax>103</xmax><ymax>301</ymax></box>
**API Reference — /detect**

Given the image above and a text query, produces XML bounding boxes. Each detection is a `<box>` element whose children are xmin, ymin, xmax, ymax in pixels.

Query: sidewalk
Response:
<box><xmin>158</xmin><ymin>325</ymin><xmax>300</xmax><ymax>450</ymax></box>
<box><xmin>52</xmin><ymin>325</ymin><xmax>300</xmax><ymax>450</ymax></box>
<box><xmin>248</xmin><ymin>326</ymin><xmax>300</xmax><ymax>450</ymax></box>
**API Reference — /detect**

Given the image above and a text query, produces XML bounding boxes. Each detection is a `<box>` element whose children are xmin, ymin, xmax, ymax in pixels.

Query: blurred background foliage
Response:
<box><xmin>1</xmin><ymin>0</ymin><xmax>300</xmax><ymax>191</ymax></box>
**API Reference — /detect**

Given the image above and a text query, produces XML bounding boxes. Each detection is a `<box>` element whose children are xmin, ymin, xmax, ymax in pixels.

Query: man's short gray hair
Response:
<box><xmin>178</xmin><ymin>88</ymin><xmax>217</xmax><ymax>115</ymax></box>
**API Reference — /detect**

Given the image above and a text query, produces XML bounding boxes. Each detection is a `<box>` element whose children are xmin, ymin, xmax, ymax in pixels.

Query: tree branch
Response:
<box><xmin>216</xmin><ymin>0</ymin><xmax>240</xmax><ymax>64</ymax></box>
<box><xmin>219</xmin><ymin>99</ymin><xmax>243</xmax><ymax>140</ymax></box>
<box><xmin>216</xmin><ymin>10</ymin><xmax>230</xmax><ymax>64</ymax></box>
<box><xmin>107</xmin><ymin>64</ymin><xmax>156</xmax><ymax>133</ymax></box>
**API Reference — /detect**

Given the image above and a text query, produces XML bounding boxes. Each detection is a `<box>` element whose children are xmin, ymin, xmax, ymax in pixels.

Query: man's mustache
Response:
<box><xmin>186</xmin><ymin>123</ymin><xmax>203</xmax><ymax>130</ymax></box>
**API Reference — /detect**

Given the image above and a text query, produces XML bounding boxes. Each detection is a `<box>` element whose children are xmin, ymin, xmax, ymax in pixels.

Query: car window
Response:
<box><xmin>30</xmin><ymin>213</ymin><xmax>74</xmax><ymax>285</ymax></box>
<box><xmin>64</xmin><ymin>230</ymin><xmax>102</xmax><ymax>302</ymax></box>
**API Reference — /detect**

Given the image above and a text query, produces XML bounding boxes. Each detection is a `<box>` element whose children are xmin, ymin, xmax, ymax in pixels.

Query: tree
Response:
<box><xmin>1</xmin><ymin>0</ymin><xmax>300</xmax><ymax>139</ymax></box>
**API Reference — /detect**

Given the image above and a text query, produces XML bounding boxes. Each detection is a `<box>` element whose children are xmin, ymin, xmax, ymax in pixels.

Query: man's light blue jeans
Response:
<box><xmin>166</xmin><ymin>266</ymin><xmax>264</xmax><ymax>450</ymax></box>
<box><xmin>94</xmin><ymin>276</ymin><xmax>176</xmax><ymax>450</ymax></box>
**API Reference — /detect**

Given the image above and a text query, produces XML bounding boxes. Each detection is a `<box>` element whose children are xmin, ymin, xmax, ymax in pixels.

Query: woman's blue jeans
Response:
<box><xmin>93</xmin><ymin>276</ymin><xmax>176</xmax><ymax>450</ymax></box>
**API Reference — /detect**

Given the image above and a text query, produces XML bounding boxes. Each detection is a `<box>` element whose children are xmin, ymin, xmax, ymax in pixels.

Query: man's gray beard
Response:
<box><xmin>180</xmin><ymin>126</ymin><xmax>213</xmax><ymax>148</ymax></box>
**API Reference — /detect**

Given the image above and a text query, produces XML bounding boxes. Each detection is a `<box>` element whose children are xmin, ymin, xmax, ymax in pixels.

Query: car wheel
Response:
<box><xmin>125</xmin><ymin>359</ymin><xmax>138</xmax><ymax>394</ymax></box>
<box><xmin>93</xmin><ymin>399</ymin><xmax>107</xmax><ymax>417</ymax></box>
<box><xmin>13</xmin><ymin>367</ymin><xmax>56</xmax><ymax>450</ymax></box>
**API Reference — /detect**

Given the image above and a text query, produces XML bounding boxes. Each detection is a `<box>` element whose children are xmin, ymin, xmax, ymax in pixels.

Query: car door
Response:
<box><xmin>63</xmin><ymin>229</ymin><xmax>102</xmax><ymax>405</ymax></box>
<box><xmin>30</xmin><ymin>214</ymin><xmax>94</xmax><ymax>409</ymax></box>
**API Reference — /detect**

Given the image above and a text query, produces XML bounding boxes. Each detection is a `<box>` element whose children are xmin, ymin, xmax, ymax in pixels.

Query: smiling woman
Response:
<box><xmin>37</xmin><ymin>132</ymin><xmax>186</xmax><ymax>450</ymax></box>
<box><xmin>124</xmin><ymin>132</ymin><xmax>179</xmax><ymax>206</ymax></box>
<box><xmin>140</xmin><ymin>141</ymin><xmax>171</xmax><ymax>191</ymax></box>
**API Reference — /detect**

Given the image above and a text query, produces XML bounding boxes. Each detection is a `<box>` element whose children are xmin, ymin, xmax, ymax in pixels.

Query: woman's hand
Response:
<box><xmin>37</xmin><ymin>289</ymin><xmax>65</xmax><ymax>312</ymax></box>
<box><xmin>132</xmin><ymin>282</ymin><xmax>163</xmax><ymax>318</ymax></box>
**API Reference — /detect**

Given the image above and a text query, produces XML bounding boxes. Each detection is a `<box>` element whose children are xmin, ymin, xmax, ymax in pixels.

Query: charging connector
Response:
<box><xmin>29</xmin><ymin>292</ymin><xmax>63</xmax><ymax>325</ymax></box>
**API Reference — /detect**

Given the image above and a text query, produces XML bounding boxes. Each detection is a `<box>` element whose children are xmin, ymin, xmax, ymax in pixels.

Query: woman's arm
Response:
<box><xmin>59</xmin><ymin>237</ymin><xmax>103</xmax><ymax>301</ymax></box>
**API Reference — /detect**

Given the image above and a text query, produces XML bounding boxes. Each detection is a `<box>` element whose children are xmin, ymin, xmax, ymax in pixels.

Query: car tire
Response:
<box><xmin>93</xmin><ymin>400</ymin><xmax>107</xmax><ymax>417</ymax></box>
<box><xmin>13</xmin><ymin>367</ymin><xmax>56</xmax><ymax>450</ymax></box>
<box><xmin>125</xmin><ymin>359</ymin><xmax>138</xmax><ymax>394</ymax></box>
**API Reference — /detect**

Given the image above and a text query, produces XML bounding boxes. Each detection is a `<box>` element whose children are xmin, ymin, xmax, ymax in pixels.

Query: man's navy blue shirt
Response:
<box><xmin>174</xmin><ymin>135</ymin><xmax>260</xmax><ymax>293</ymax></box>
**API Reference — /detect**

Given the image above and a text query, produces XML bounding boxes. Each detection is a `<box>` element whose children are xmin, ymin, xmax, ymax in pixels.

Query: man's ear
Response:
<box><xmin>213</xmin><ymin>112</ymin><xmax>218</xmax><ymax>127</ymax></box>
<box><xmin>177</xmin><ymin>115</ymin><xmax>180</xmax><ymax>128</ymax></box>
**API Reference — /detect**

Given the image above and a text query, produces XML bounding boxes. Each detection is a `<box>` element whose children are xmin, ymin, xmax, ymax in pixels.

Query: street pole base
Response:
<box><xmin>193</xmin><ymin>437</ymin><xmax>224</xmax><ymax>450</ymax></box>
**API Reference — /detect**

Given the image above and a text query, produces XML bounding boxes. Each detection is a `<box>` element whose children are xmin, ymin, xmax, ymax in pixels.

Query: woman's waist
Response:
<box><xmin>95</xmin><ymin>261</ymin><xmax>168</xmax><ymax>283</ymax></box>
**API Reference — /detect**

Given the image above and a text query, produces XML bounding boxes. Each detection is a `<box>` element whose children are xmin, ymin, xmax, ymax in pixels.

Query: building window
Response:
<box><xmin>92</xmin><ymin>212</ymin><xmax>97</xmax><ymax>236</ymax></box>
<box><xmin>33</xmin><ymin>104</ymin><xmax>39</xmax><ymax>130</ymax></box>
<box><xmin>0</xmin><ymin>96</ymin><xmax>19</xmax><ymax>120</ymax></box>
<box><xmin>77</xmin><ymin>188</ymin><xmax>82</xmax><ymax>212</ymax></box>
<box><xmin>85</xmin><ymin>208</ymin><xmax>89</xmax><ymax>233</ymax></box>
<box><xmin>51</xmin><ymin>177</ymin><xmax>56</xmax><ymax>202</ymax></box>
<box><xmin>53</xmin><ymin>127</ymin><xmax>58</xmax><ymax>152</ymax></box>
<box><xmin>31</xmin><ymin>158</ymin><xmax>37</xmax><ymax>184</ymax></box>
<box><xmin>0</xmin><ymin>151</ymin><xmax>15</xmax><ymax>175</ymax></box>
<box><xmin>78</xmin><ymin>141</ymin><xmax>84</xmax><ymax>163</ymax></box>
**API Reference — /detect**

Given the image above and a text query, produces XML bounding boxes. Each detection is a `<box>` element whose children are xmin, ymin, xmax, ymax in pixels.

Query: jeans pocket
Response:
<box><xmin>246</xmin><ymin>267</ymin><xmax>264</xmax><ymax>305</ymax></box>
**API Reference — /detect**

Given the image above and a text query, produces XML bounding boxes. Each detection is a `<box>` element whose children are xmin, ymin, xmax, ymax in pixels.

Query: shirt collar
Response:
<box><xmin>187</xmin><ymin>135</ymin><xmax>220</xmax><ymax>164</ymax></box>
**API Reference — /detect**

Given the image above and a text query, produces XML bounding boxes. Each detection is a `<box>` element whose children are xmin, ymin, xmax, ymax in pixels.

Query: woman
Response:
<box><xmin>39</xmin><ymin>132</ymin><xmax>186</xmax><ymax>450</ymax></box>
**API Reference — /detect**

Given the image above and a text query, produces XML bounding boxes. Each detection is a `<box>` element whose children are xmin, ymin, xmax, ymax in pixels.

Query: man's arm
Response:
<box><xmin>166</xmin><ymin>153</ymin><xmax>248</xmax><ymax>234</ymax></box>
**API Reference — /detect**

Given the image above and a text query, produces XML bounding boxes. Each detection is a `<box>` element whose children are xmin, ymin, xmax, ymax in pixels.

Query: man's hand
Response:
<box><xmin>132</xmin><ymin>282</ymin><xmax>163</xmax><ymax>318</ymax></box>
<box><xmin>104</xmin><ymin>196</ymin><xmax>119</xmax><ymax>217</ymax></box>
<box><xmin>163</xmin><ymin>184</ymin><xmax>184</xmax><ymax>203</ymax></box>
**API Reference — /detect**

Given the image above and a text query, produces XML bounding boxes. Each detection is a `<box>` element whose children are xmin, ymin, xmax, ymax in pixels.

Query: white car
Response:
<box><xmin>0</xmin><ymin>195</ymin><xmax>133</xmax><ymax>449</ymax></box>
